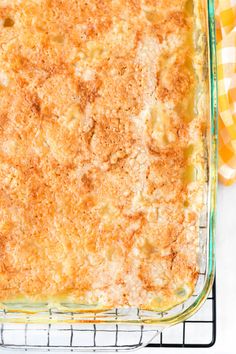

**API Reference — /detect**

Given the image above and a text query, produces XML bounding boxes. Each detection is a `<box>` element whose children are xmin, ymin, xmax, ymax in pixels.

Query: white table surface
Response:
<box><xmin>1</xmin><ymin>183</ymin><xmax>236</xmax><ymax>354</ymax></box>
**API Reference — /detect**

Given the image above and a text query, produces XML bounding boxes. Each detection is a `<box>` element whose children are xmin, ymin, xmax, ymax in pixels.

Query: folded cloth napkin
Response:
<box><xmin>217</xmin><ymin>0</ymin><xmax>236</xmax><ymax>185</ymax></box>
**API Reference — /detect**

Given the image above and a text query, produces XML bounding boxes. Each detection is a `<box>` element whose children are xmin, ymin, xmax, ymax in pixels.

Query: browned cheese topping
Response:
<box><xmin>0</xmin><ymin>0</ymin><xmax>206</xmax><ymax>310</ymax></box>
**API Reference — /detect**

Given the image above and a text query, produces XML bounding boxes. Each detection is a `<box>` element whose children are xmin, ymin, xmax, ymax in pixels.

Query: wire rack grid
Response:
<box><xmin>0</xmin><ymin>281</ymin><xmax>216</xmax><ymax>351</ymax></box>
<box><xmin>148</xmin><ymin>280</ymin><xmax>216</xmax><ymax>348</ymax></box>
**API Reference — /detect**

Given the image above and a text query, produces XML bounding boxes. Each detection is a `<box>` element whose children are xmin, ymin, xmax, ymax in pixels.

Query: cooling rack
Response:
<box><xmin>148</xmin><ymin>280</ymin><xmax>216</xmax><ymax>348</ymax></box>
<box><xmin>0</xmin><ymin>281</ymin><xmax>216</xmax><ymax>351</ymax></box>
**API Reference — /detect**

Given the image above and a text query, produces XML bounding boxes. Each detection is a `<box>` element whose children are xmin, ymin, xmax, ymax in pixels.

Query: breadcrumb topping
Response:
<box><xmin>0</xmin><ymin>0</ymin><xmax>205</xmax><ymax>310</ymax></box>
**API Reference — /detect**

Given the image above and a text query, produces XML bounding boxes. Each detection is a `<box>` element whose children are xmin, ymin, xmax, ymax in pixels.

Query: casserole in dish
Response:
<box><xmin>0</xmin><ymin>0</ymin><xmax>217</xmax><ymax>350</ymax></box>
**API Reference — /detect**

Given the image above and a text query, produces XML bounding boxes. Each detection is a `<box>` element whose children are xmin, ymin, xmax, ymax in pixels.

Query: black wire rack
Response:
<box><xmin>0</xmin><ymin>281</ymin><xmax>216</xmax><ymax>351</ymax></box>
<box><xmin>148</xmin><ymin>280</ymin><xmax>216</xmax><ymax>348</ymax></box>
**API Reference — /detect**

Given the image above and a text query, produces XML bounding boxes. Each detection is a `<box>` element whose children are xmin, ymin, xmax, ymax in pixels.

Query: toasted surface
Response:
<box><xmin>0</xmin><ymin>0</ymin><xmax>205</xmax><ymax>309</ymax></box>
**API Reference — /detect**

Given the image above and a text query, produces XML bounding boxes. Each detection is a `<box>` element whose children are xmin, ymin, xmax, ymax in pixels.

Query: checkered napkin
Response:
<box><xmin>217</xmin><ymin>0</ymin><xmax>236</xmax><ymax>185</ymax></box>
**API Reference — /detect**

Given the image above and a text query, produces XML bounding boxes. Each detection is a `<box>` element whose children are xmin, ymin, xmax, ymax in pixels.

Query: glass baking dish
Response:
<box><xmin>0</xmin><ymin>0</ymin><xmax>217</xmax><ymax>351</ymax></box>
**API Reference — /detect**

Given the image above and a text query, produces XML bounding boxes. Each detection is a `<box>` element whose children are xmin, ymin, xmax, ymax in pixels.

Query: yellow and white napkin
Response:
<box><xmin>217</xmin><ymin>0</ymin><xmax>236</xmax><ymax>185</ymax></box>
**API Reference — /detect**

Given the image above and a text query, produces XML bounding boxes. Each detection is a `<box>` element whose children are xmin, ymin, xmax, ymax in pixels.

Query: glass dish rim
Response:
<box><xmin>0</xmin><ymin>0</ymin><xmax>218</xmax><ymax>327</ymax></box>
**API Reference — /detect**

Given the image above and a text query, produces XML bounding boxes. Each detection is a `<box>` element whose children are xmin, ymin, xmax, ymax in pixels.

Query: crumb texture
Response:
<box><xmin>0</xmin><ymin>0</ymin><xmax>205</xmax><ymax>310</ymax></box>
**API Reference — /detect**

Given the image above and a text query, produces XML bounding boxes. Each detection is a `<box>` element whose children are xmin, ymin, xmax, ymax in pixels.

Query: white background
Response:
<box><xmin>1</xmin><ymin>184</ymin><xmax>236</xmax><ymax>354</ymax></box>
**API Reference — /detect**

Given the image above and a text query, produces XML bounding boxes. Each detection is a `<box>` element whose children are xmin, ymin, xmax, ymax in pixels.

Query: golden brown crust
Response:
<box><xmin>0</xmin><ymin>0</ymin><xmax>205</xmax><ymax>309</ymax></box>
